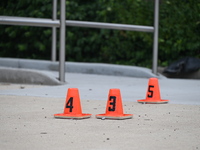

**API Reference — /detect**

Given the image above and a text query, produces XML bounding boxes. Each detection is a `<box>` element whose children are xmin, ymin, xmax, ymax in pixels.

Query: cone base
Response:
<box><xmin>137</xmin><ymin>99</ymin><xmax>169</xmax><ymax>104</ymax></box>
<box><xmin>96</xmin><ymin>114</ymin><xmax>133</xmax><ymax>120</ymax></box>
<box><xmin>54</xmin><ymin>113</ymin><xmax>91</xmax><ymax>119</ymax></box>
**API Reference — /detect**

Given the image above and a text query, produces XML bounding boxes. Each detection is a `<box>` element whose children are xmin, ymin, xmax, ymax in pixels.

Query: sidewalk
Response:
<box><xmin>0</xmin><ymin>72</ymin><xmax>200</xmax><ymax>105</ymax></box>
<box><xmin>0</xmin><ymin>58</ymin><xmax>199</xmax><ymax>105</ymax></box>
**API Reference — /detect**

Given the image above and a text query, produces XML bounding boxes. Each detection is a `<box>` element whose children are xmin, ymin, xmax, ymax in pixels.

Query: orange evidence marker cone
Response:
<box><xmin>137</xmin><ymin>78</ymin><xmax>169</xmax><ymax>104</ymax></box>
<box><xmin>54</xmin><ymin>88</ymin><xmax>91</xmax><ymax>119</ymax></box>
<box><xmin>96</xmin><ymin>89</ymin><xmax>133</xmax><ymax>120</ymax></box>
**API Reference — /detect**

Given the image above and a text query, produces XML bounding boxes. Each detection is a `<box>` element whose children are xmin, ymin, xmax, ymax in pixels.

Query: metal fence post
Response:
<box><xmin>51</xmin><ymin>0</ymin><xmax>57</xmax><ymax>62</ymax></box>
<box><xmin>152</xmin><ymin>0</ymin><xmax>159</xmax><ymax>75</ymax></box>
<box><xmin>59</xmin><ymin>0</ymin><xmax>66</xmax><ymax>82</ymax></box>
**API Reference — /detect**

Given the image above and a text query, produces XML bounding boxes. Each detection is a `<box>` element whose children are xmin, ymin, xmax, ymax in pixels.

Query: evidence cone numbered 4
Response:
<box><xmin>54</xmin><ymin>88</ymin><xmax>91</xmax><ymax>119</ymax></box>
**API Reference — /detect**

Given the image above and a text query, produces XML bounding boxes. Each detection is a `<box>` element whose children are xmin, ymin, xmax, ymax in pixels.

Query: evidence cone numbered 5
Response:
<box><xmin>137</xmin><ymin>78</ymin><xmax>169</xmax><ymax>104</ymax></box>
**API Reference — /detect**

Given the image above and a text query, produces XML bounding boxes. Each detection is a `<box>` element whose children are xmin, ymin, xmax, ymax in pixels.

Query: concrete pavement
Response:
<box><xmin>1</xmin><ymin>58</ymin><xmax>200</xmax><ymax>150</ymax></box>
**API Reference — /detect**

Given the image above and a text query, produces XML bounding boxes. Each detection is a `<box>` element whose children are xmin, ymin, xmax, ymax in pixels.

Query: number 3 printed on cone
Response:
<box><xmin>108</xmin><ymin>96</ymin><xmax>116</xmax><ymax>111</ymax></box>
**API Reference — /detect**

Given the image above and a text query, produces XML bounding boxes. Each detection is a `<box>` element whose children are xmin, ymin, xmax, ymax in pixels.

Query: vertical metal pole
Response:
<box><xmin>59</xmin><ymin>0</ymin><xmax>66</xmax><ymax>82</ymax></box>
<box><xmin>51</xmin><ymin>0</ymin><xmax>57</xmax><ymax>61</ymax></box>
<box><xmin>152</xmin><ymin>0</ymin><xmax>159</xmax><ymax>75</ymax></box>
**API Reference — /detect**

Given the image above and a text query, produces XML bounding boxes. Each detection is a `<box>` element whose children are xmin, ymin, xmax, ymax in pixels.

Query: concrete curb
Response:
<box><xmin>0</xmin><ymin>67</ymin><xmax>61</xmax><ymax>85</ymax></box>
<box><xmin>0</xmin><ymin>58</ymin><xmax>165</xmax><ymax>77</ymax></box>
<box><xmin>0</xmin><ymin>58</ymin><xmax>166</xmax><ymax>85</ymax></box>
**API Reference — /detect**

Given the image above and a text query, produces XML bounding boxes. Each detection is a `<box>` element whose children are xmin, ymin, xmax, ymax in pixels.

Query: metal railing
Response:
<box><xmin>0</xmin><ymin>0</ymin><xmax>159</xmax><ymax>82</ymax></box>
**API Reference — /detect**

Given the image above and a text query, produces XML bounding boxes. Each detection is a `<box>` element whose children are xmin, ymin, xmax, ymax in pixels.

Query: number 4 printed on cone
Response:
<box><xmin>66</xmin><ymin>97</ymin><xmax>73</xmax><ymax>112</ymax></box>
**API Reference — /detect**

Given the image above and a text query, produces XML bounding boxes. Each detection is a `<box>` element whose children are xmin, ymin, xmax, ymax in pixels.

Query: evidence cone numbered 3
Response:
<box><xmin>137</xmin><ymin>78</ymin><xmax>169</xmax><ymax>104</ymax></box>
<box><xmin>96</xmin><ymin>89</ymin><xmax>133</xmax><ymax>120</ymax></box>
<box><xmin>54</xmin><ymin>88</ymin><xmax>91</xmax><ymax>119</ymax></box>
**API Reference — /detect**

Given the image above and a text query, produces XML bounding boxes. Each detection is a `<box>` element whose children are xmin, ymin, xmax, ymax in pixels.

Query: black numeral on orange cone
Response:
<box><xmin>108</xmin><ymin>96</ymin><xmax>116</xmax><ymax>111</ymax></box>
<box><xmin>148</xmin><ymin>85</ymin><xmax>154</xmax><ymax>98</ymax></box>
<box><xmin>66</xmin><ymin>97</ymin><xmax>73</xmax><ymax>112</ymax></box>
